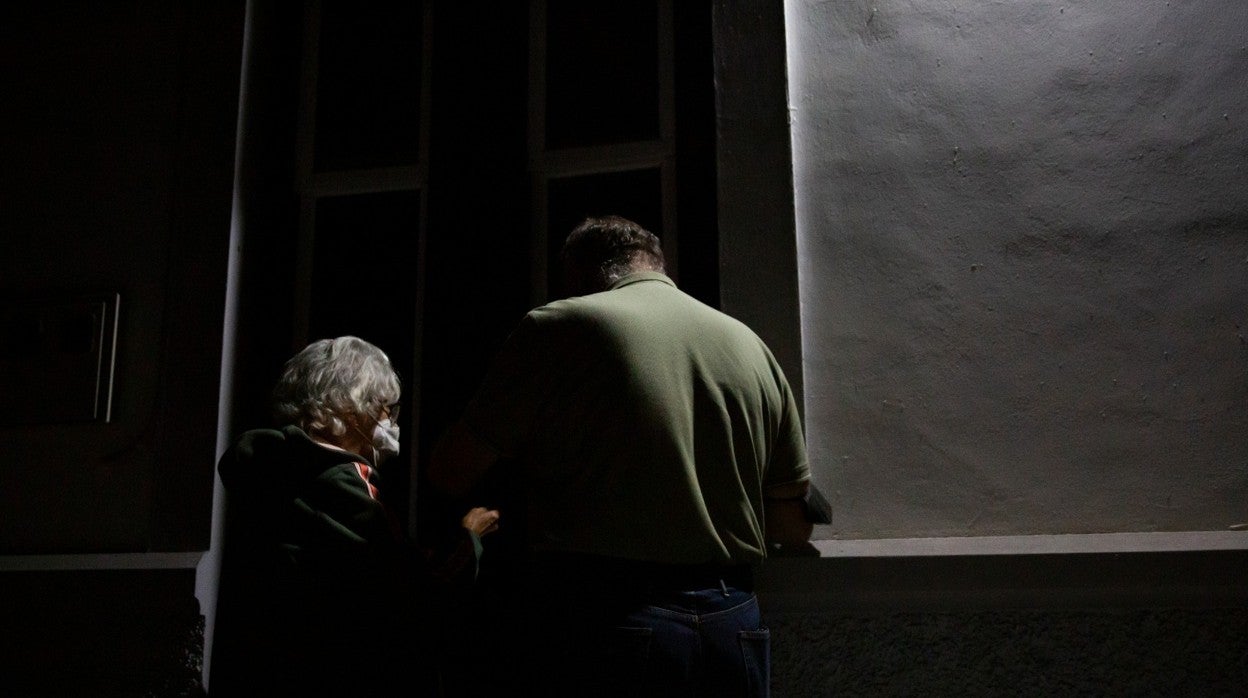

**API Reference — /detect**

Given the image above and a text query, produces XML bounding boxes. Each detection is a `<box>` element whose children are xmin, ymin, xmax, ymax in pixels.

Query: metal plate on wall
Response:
<box><xmin>0</xmin><ymin>293</ymin><xmax>119</xmax><ymax>425</ymax></box>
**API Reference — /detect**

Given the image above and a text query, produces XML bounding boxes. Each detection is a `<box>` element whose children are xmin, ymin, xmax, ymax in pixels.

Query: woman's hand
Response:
<box><xmin>461</xmin><ymin>506</ymin><xmax>501</xmax><ymax>537</ymax></box>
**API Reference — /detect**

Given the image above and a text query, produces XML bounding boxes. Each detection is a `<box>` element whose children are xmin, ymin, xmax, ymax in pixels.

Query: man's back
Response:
<box><xmin>463</xmin><ymin>271</ymin><xmax>808</xmax><ymax>565</ymax></box>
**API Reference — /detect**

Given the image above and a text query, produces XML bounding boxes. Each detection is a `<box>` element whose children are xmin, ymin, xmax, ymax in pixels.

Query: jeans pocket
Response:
<box><xmin>739</xmin><ymin>627</ymin><xmax>771</xmax><ymax>697</ymax></box>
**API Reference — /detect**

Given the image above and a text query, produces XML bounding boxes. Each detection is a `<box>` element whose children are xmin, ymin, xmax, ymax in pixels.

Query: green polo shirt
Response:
<box><xmin>464</xmin><ymin>271</ymin><xmax>809</xmax><ymax>565</ymax></box>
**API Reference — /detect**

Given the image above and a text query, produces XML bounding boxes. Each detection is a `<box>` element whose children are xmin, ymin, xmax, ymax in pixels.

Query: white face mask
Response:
<box><xmin>371</xmin><ymin>418</ymin><xmax>401</xmax><ymax>465</ymax></box>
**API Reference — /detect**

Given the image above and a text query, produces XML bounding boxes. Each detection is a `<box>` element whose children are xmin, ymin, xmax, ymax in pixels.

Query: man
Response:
<box><xmin>429</xmin><ymin>215</ymin><xmax>812</xmax><ymax>697</ymax></box>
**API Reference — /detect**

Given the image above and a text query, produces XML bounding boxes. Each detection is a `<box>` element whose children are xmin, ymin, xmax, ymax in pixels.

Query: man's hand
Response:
<box><xmin>764</xmin><ymin>480</ymin><xmax>814</xmax><ymax>546</ymax></box>
<box><xmin>461</xmin><ymin>506</ymin><xmax>501</xmax><ymax>537</ymax></box>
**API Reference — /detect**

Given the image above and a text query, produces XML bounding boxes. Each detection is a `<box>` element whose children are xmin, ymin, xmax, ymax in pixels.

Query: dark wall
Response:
<box><xmin>0</xmin><ymin>2</ymin><xmax>243</xmax><ymax>694</ymax></box>
<box><xmin>0</xmin><ymin>1</ymin><xmax>243</xmax><ymax>554</ymax></box>
<box><xmin>2</xmin><ymin>569</ymin><xmax>204</xmax><ymax>696</ymax></box>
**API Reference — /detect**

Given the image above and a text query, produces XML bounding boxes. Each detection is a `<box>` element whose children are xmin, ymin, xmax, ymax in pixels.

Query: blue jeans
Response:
<box><xmin>524</xmin><ymin>563</ymin><xmax>770</xmax><ymax>698</ymax></box>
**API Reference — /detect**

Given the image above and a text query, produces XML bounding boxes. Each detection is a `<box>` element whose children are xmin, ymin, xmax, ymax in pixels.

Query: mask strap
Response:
<box><xmin>347</xmin><ymin>419</ymin><xmax>380</xmax><ymax>466</ymax></box>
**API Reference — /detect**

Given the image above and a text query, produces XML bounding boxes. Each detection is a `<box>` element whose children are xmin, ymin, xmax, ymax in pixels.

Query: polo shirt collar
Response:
<box><xmin>608</xmin><ymin>270</ymin><xmax>675</xmax><ymax>291</ymax></box>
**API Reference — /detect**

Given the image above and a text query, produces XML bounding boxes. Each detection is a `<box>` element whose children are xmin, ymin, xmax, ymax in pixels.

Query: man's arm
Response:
<box><xmin>427</xmin><ymin>420</ymin><xmax>500</xmax><ymax>498</ymax></box>
<box><xmin>763</xmin><ymin>479</ymin><xmax>814</xmax><ymax>546</ymax></box>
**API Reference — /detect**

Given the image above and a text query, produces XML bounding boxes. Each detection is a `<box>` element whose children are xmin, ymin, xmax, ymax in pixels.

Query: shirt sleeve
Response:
<box><xmin>461</xmin><ymin>312</ymin><xmax>555</xmax><ymax>457</ymax></box>
<box><xmin>763</xmin><ymin>359</ymin><xmax>811</xmax><ymax>490</ymax></box>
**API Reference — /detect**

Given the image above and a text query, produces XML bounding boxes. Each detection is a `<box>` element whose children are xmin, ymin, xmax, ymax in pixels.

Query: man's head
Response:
<box><xmin>559</xmin><ymin>215</ymin><xmax>666</xmax><ymax>297</ymax></box>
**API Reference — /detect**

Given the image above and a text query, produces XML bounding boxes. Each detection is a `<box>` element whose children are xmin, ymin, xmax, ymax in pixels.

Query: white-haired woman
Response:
<box><xmin>213</xmin><ymin>336</ymin><xmax>499</xmax><ymax>696</ymax></box>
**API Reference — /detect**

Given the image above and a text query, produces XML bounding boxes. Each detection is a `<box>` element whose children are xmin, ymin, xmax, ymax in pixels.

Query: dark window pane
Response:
<box><xmin>545</xmin><ymin>0</ymin><xmax>660</xmax><ymax>149</ymax></box>
<box><xmin>546</xmin><ymin>168</ymin><xmax>663</xmax><ymax>294</ymax></box>
<box><xmin>309</xmin><ymin>190</ymin><xmax>419</xmax><ymax>378</ymax></box>
<box><xmin>672</xmin><ymin>0</ymin><xmax>719</xmax><ymax>308</ymax></box>
<box><xmin>314</xmin><ymin>2</ymin><xmax>421</xmax><ymax>171</ymax></box>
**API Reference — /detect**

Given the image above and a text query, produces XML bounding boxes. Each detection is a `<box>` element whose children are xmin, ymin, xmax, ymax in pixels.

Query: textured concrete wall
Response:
<box><xmin>769</xmin><ymin>608</ymin><xmax>1248</xmax><ymax>696</ymax></box>
<box><xmin>785</xmin><ymin>0</ymin><xmax>1248</xmax><ymax>539</ymax></box>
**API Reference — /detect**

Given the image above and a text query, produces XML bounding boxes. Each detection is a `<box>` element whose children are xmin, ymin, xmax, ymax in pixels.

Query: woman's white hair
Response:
<box><xmin>270</xmin><ymin>336</ymin><xmax>401</xmax><ymax>437</ymax></box>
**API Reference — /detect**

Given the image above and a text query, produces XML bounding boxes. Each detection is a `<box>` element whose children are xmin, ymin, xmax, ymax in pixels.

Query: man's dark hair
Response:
<box><xmin>560</xmin><ymin>215</ymin><xmax>665</xmax><ymax>294</ymax></box>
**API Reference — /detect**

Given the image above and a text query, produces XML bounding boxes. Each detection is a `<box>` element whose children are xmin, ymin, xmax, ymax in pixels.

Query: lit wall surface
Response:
<box><xmin>785</xmin><ymin>0</ymin><xmax>1248</xmax><ymax>539</ymax></box>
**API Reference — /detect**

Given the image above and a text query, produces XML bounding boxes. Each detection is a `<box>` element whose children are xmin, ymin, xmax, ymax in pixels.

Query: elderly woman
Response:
<box><xmin>212</xmin><ymin>336</ymin><xmax>498</xmax><ymax>696</ymax></box>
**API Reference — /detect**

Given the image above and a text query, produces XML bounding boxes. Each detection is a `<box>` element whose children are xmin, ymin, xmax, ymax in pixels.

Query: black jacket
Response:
<box><xmin>211</xmin><ymin>426</ymin><xmax>476</xmax><ymax>696</ymax></box>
